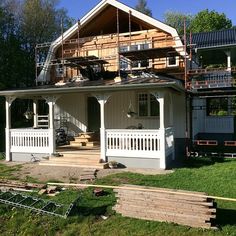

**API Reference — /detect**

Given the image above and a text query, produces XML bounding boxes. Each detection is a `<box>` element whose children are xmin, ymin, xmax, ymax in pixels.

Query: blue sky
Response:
<box><xmin>58</xmin><ymin>0</ymin><xmax>236</xmax><ymax>25</ymax></box>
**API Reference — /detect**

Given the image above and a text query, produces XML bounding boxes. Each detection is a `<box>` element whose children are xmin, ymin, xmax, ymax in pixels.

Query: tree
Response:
<box><xmin>190</xmin><ymin>9</ymin><xmax>232</xmax><ymax>33</ymax></box>
<box><xmin>135</xmin><ymin>0</ymin><xmax>152</xmax><ymax>17</ymax></box>
<box><xmin>0</xmin><ymin>0</ymin><xmax>74</xmax><ymax>88</ymax></box>
<box><xmin>164</xmin><ymin>11</ymin><xmax>193</xmax><ymax>35</ymax></box>
<box><xmin>20</xmin><ymin>0</ymin><xmax>75</xmax><ymax>52</ymax></box>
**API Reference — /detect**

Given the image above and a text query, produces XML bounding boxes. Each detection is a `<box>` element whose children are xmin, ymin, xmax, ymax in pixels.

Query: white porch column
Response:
<box><xmin>5</xmin><ymin>96</ymin><xmax>16</xmax><ymax>161</ymax></box>
<box><xmin>225</xmin><ymin>50</ymin><xmax>231</xmax><ymax>72</ymax></box>
<box><xmin>169</xmin><ymin>93</ymin><xmax>175</xmax><ymax>160</ymax></box>
<box><xmin>33</xmin><ymin>99</ymin><xmax>38</xmax><ymax>128</ymax></box>
<box><xmin>151</xmin><ymin>91</ymin><xmax>166</xmax><ymax>169</ymax></box>
<box><xmin>94</xmin><ymin>94</ymin><xmax>110</xmax><ymax>162</ymax></box>
<box><xmin>43</xmin><ymin>96</ymin><xmax>59</xmax><ymax>155</ymax></box>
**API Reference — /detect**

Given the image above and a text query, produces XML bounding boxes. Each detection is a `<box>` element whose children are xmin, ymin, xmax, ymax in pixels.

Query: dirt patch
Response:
<box><xmin>1</xmin><ymin>161</ymin><xmax>173</xmax><ymax>183</ymax></box>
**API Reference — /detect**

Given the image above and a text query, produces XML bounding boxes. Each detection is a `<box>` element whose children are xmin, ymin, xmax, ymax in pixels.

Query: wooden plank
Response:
<box><xmin>115</xmin><ymin>193</ymin><xmax>214</xmax><ymax>207</ymax></box>
<box><xmin>121</xmin><ymin>184</ymin><xmax>208</xmax><ymax>195</ymax></box>
<box><xmin>114</xmin><ymin>189</ymin><xmax>209</xmax><ymax>202</ymax></box>
<box><xmin>116</xmin><ymin>198</ymin><xmax>216</xmax><ymax>214</ymax></box>
<box><xmin>115</xmin><ymin>207</ymin><xmax>216</xmax><ymax>223</ymax></box>
<box><xmin>114</xmin><ymin>208</ymin><xmax>214</xmax><ymax>229</ymax></box>
<box><xmin>47</xmin><ymin>183</ymin><xmax>236</xmax><ymax>203</ymax></box>
<box><xmin>115</xmin><ymin>202</ymin><xmax>216</xmax><ymax>219</ymax></box>
<box><xmin>114</xmin><ymin>206</ymin><xmax>214</xmax><ymax>224</ymax></box>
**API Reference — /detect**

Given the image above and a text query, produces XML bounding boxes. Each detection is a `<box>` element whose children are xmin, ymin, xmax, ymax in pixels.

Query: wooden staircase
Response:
<box><xmin>70</xmin><ymin>132</ymin><xmax>100</xmax><ymax>148</ymax></box>
<box><xmin>39</xmin><ymin>149</ymin><xmax>106</xmax><ymax>169</ymax></box>
<box><xmin>39</xmin><ymin>132</ymin><xmax>105</xmax><ymax>168</ymax></box>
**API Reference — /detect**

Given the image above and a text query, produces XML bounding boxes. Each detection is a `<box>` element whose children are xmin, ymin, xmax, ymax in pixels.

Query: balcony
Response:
<box><xmin>187</xmin><ymin>70</ymin><xmax>236</xmax><ymax>90</ymax></box>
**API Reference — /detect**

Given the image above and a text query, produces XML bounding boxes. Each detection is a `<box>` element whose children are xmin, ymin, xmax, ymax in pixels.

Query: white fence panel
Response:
<box><xmin>10</xmin><ymin>129</ymin><xmax>51</xmax><ymax>153</ymax></box>
<box><xmin>106</xmin><ymin>129</ymin><xmax>174</xmax><ymax>159</ymax></box>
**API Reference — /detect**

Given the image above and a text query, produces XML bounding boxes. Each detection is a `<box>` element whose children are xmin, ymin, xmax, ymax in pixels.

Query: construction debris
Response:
<box><xmin>0</xmin><ymin>190</ymin><xmax>74</xmax><ymax>218</ymax></box>
<box><xmin>0</xmin><ymin>179</ymin><xmax>45</xmax><ymax>190</ymax></box>
<box><xmin>79</xmin><ymin>169</ymin><xmax>97</xmax><ymax>181</ymax></box>
<box><xmin>38</xmin><ymin>185</ymin><xmax>62</xmax><ymax>196</ymax></box>
<box><xmin>113</xmin><ymin>185</ymin><xmax>217</xmax><ymax>229</ymax></box>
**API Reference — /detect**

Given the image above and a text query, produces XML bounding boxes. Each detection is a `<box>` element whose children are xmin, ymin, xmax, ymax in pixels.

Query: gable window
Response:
<box><xmin>167</xmin><ymin>56</ymin><xmax>179</xmax><ymax>67</ymax></box>
<box><xmin>138</xmin><ymin>93</ymin><xmax>159</xmax><ymax>117</ymax></box>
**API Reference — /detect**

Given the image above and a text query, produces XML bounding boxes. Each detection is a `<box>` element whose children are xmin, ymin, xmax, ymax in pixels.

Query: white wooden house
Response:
<box><xmin>0</xmin><ymin>0</ymin><xmax>187</xmax><ymax>169</ymax></box>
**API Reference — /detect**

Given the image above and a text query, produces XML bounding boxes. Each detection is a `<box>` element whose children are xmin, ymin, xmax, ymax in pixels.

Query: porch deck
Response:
<box><xmin>39</xmin><ymin>145</ymin><xmax>105</xmax><ymax>169</ymax></box>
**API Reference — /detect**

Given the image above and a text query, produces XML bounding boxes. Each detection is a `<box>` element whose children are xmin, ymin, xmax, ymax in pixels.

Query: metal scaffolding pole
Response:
<box><xmin>117</xmin><ymin>8</ymin><xmax>121</xmax><ymax>78</ymax></box>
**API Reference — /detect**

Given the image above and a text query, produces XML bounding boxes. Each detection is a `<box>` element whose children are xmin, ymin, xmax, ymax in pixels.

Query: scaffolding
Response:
<box><xmin>35</xmin><ymin>9</ymin><xmax>184</xmax><ymax>85</ymax></box>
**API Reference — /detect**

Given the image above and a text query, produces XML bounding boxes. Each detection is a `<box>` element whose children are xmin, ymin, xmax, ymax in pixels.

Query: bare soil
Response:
<box><xmin>1</xmin><ymin>161</ymin><xmax>173</xmax><ymax>183</ymax></box>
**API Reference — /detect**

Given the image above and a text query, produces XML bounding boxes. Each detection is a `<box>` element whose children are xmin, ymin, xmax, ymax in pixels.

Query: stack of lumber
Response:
<box><xmin>113</xmin><ymin>185</ymin><xmax>216</xmax><ymax>229</ymax></box>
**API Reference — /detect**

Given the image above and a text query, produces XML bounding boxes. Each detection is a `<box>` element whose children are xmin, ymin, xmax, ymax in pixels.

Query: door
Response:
<box><xmin>87</xmin><ymin>97</ymin><xmax>100</xmax><ymax>132</ymax></box>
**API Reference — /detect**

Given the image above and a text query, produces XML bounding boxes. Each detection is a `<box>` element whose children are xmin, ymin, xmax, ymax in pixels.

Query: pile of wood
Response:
<box><xmin>0</xmin><ymin>179</ymin><xmax>45</xmax><ymax>191</ymax></box>
<box><xmin>113</xmin><ymin>185</ymin><xmax>217</xmax><ymax>229</ymax></box>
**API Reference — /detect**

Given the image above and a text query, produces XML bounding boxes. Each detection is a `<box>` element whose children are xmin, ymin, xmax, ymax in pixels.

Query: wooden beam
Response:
<box><xmin>47</xmin><ymin>182</ymin><xmax>236</xmax><ymax>202</ymax></box>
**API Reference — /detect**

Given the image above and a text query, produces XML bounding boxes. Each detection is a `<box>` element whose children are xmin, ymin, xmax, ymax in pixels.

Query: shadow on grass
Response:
<box><xmin>216</xmin><ymin>208</ymin><xmax>236</xmax><ymax>228</ymax></box>
<box><xmin>171</xmin><ymin>157</ymin><xmax>231</xmax><ymax>169</ymax></box>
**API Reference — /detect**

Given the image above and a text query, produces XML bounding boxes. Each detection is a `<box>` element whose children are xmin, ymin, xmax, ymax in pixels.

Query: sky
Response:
<box><xmin>58</xmin><ymin>0</ymin><xmax>236</xmax><ymax>25</ymax></box>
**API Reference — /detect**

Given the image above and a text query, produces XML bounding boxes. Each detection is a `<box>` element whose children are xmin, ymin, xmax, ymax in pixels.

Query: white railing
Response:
<box><xmin>205</xmin><ymin>116</ymin><xmax>234</xmax><ymax>133</ymax></box>
<box><xmin>36</xmin><ymin>115</ymin><xmax>49</xmax><ymax>128</ymax></box>
<box><xmin>106</xmin><ymin>129</ymin><xmax>171</xmax><ymax>159</ymax></box>
<box><xmin>10</xmin><ymin>129</ymin><xmax>51</xmax><ymax>153</ymax></box>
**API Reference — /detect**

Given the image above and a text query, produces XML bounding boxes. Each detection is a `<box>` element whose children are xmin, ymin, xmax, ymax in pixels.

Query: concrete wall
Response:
<box><xmin>11</xmin><ymin>153</ymin><xmax>48</xmax><ymax>162</ymax></box>
<box><xmin>107</xmin><ymin>156</ymin><xmax>160</xmax><ymax>169</ymax></box>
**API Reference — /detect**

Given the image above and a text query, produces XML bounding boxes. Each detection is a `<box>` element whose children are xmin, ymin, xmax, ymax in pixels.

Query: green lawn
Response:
<box><xmin>0</xmin><ymin>158</ymin><xmax>236</xmax><ymax>235</ymax></box>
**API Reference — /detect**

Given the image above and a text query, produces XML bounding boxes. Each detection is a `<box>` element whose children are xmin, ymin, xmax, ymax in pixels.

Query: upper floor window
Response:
<box><xmin>167</xmin><ymin>56</ymin><xmax>179</xmax><ymax>67</ymax></box>
<box><xmin>138</xmin><ymin>93</ymin><xmax>159</xmax><ymax>117</ymax></box>
<box><xmin>120</xmin><ymin>43</ymin><xmax>150</xmax><ymax>70</ymax></box>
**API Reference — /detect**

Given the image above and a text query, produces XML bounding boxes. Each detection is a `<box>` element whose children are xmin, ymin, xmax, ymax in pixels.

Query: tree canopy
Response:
<box><xmin>164</xmin><ymin>9</ymin><xmax>232</xmax><ymax>35</ymax></box>
<box><xmin>135</xmin><ymin>0</ymin><xmax>152</xmax><ymax>17</ymax></box>
<box><xmin>190</xmin><ymin>9</ymin><xmax>232</xmax><ymax>33</ymax></box>
<box><xmin>164</xmin><ymin>11</ymin><xmax>193</xmax><ymax>35</ymax></box>
<box><xmin>0</xmin><ymin>0</ymin><xmax>74</xmax><ymax>89</ymax></box>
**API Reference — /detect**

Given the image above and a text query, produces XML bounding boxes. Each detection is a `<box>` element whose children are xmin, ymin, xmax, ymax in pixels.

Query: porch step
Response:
<box><xmin>73</xmin><ymin>138</ymin><xmax>90</xmax><ymax>143</ymax></box>
<box><xmin>86</xmin><ymin>141</ymin><xmax>100</xmax><ymax>147</ymax></box>
<box><xmin>39</xmin><ymin>161</ymin><xmax>105</xmax><ymax>169</ymax></box>
<box><xmin>70</xmin><ymin>141</ymin><xmax>100</xmax><ymax>147</ymax></box>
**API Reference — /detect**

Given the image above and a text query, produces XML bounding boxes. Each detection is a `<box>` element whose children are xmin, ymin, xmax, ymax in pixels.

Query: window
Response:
<box><xmin>206</xmin><ymin>97</ymin><xmax>236</xmax><ymax>116</ymax></box>
<box><xmin>167</xmin><ymin>56</ymin><xmax>179</xmax><ymax>67</ymax></box>
<box><xmin>138</xmin><ymin>93</ymin><xmax>159</xmax><ymax>117</ymax></box>
<box><xmin>120</xmin><ymin>43</ymin><xmax>150</xmax><ymax>70</ymax></box>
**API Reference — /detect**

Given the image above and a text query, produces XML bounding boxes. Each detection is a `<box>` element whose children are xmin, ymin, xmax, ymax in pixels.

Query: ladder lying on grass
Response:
<box><xmin>0</xmin><ymin>190</ymin><xmax>74</xmax><ymax>218</ymax></box>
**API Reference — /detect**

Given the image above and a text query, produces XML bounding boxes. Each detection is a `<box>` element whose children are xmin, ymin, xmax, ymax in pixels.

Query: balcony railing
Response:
<box><xmin>187</xmin><ymin>71</ymin><xmax>235</xmax><ymax>90</ymax></box>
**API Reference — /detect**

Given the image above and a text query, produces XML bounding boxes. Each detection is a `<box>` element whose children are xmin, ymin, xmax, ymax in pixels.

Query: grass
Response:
<box><xmin>0</xmin><ymin>158</ymin><xmax>236</xmax><ymax>235</ymax></box>
<box><xmin>0</xmin><ymin>163</ymin><xmax>22</xmax><ymax>180</ymax></box>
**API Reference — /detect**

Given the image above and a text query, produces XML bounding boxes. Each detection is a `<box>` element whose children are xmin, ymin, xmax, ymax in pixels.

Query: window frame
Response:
<box><xmin>137</xmin><ymin>93</ymin><xmax>160</xmax><ymax>118</ymax></box>
<box><xmin>120</xmin><ymin>42</ymin><xmax>151</xmax><ymax>71</ymax></box>
<box><xmin>167</xmin><ymin>56</ymin><xmax>179</xmax><ymax>68</ymax></box>
<box><xmin>206</xmin><ymin>97</ymin><xmax>235</xmax><ymax>116</ymax></box>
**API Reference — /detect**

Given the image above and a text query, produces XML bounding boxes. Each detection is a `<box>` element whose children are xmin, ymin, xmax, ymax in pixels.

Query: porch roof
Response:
<box><xmin>0</xmin><ymin>76</ymin><xmax>184</xmax><ymax>98</ymax></box>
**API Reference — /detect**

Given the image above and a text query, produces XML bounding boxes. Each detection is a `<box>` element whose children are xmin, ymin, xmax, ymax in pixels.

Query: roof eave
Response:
<box><xmin>0</xmin><ymin>82</ymin><xmax>184</xmax><ymax>98</ymax></box>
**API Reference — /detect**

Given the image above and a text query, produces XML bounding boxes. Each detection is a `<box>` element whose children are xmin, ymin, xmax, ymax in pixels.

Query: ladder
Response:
<box><xmin>0</xmin><ymin>191</ymin><xmax>75</xmax><ymax>218</ymax></box>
